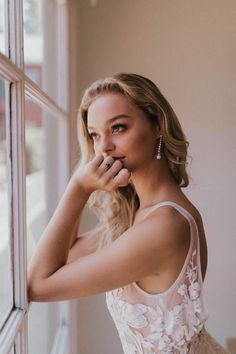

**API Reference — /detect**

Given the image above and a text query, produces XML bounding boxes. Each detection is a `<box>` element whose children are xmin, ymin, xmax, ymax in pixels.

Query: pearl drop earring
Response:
<box><xmin>156</xmin><ymin>135</ymin><xmax>163</xmax><ymax>160</ymax></box>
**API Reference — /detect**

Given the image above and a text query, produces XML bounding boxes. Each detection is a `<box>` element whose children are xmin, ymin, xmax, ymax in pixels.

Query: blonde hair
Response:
<box><xmin>77</xmin><ymin>73</ymin><xmax>189</xmax><ymax>250</ymax></box>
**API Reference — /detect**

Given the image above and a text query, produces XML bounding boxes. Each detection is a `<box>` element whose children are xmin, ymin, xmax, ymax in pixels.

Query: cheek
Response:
<box><xmin>124</xmin><ymin>131</ymin><xmax>156</xmax><ymax>167</ymax></box>
<box><xmin>128</xmin><ymin>130</ymin><xmax>154</xmax><ymax>153</ymax></box>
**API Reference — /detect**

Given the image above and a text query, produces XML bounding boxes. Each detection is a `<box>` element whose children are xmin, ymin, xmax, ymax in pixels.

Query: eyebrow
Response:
<box><xmin>87</xmin><ymin>114</ymin><xmax>130</xmax><ymax>130</ymax></box>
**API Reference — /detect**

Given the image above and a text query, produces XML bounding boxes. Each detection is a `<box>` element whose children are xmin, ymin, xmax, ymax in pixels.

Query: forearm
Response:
<box><xmin>28</xmin><ymin>176</ymin><xmax>91</xmax><ymax>283</ymax></box>
<box><xmin>68</xmin><ymin>215</ymin><xmax>81</xmax><ymax>249</ymax></box>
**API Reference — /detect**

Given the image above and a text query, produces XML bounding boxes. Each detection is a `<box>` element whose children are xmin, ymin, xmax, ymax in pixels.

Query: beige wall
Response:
<box><xmin>75</xmin><ymin>1</ymin><xmax>236</xmax><ymax>352</ymax></box>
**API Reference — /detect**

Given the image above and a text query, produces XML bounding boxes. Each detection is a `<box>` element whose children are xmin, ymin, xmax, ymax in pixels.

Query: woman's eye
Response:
<box><xmin>112</xmin><ymin>124</ymin><xmax>126</xmax><ymax>133</ymax></box>
<box><xmin>88</xmin><ymin>124</ymin><xmax>126</xmax><ymax>140</ymax></box>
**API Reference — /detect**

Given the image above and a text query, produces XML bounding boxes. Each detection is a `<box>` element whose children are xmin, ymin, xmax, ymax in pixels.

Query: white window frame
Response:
<box><xmin>0</xmin><ymin>1</ymin><xmax>75</xmax><ymax>353</ymax></box>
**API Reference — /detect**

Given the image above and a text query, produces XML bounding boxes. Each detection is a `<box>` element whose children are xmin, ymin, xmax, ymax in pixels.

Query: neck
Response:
<box><xmin>130</xmin><ymin>157</ymin><xmax>180</xmax><ymax>210</ymax></box>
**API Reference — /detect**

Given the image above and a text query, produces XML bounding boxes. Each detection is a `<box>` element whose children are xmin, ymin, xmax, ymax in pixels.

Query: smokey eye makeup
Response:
<box><xmin>111</xmin><ymin>124</ymin><xmax>127</xmax><ymax>132</ymax></box>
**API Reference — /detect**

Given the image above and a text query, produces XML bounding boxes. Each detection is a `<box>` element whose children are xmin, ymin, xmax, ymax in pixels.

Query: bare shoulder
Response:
<box><xmin>142</xmin><ymin>200</ymin><xmax>204</xmax><ymax>233</ymax></box>
<box><xmin>131</xmin><ymin>205</ymin><xmax>191</xmax><ymax>256</ymax></box>
<box><xmin>150</xmin><ymin>204</ymin><xmax>190</xmax><ymax>226</ymax></box>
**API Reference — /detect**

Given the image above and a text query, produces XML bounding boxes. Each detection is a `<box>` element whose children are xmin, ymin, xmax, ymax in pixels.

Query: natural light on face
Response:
<box><xmin>87</xmin><ymin>94</ymin><xmax>134</xmax><ymax>157</ymax></box>
<box><xmin>86</xmin><ymin>93</ymin><xmax>159</xmax><ymax>171</ymax></box>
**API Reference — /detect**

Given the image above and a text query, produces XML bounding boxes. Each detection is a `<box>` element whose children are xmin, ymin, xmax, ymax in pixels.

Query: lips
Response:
<box><xmin>112</xmin><ymin>156</ymin><xmax>125</xmax><ymax>160</ymax></box>
<box><xmin>113</xmin><ymin>157</ymin><xmax>125</xmax><ymax>162</ymax></box>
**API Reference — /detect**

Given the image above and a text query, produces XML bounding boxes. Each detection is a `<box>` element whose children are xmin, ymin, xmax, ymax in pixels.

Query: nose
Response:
<box><xmin>97</xmin><ymin>135</ymin><xmax>115</xmax><ymax>155</ymax></box>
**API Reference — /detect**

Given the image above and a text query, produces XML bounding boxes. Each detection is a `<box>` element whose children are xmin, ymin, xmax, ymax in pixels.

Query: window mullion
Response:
<box><xmin>6</xmin><ymin>0</ymin><xmax>24</xmax><ymax>67</ymax></box>
<box><xmin>6</xmin><ymin>0</ymin><xmax>28</xmax><ymax>313</ymax></box>
<box><xmin>57</xmin><ymin>1</ymin><xmax>69</xmax><ymax>196</ymax></box>
<box><xmin>10</xmin><ymin>80</ymin><xmax>28</xmax><ymax>312</ymax></box>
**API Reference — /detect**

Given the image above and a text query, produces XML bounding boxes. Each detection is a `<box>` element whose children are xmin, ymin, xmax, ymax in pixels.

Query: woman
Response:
<box><xmin>28</xmin><ymin>73</ymin><xmax>228</xmax><ymax>353</ymax></box>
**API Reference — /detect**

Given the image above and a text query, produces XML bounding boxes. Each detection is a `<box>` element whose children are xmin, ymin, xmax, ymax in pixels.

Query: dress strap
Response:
<box><xmin>141</xmin><ymin>201</ymin><xmax>195</xmax><ymax>223</ymax></box>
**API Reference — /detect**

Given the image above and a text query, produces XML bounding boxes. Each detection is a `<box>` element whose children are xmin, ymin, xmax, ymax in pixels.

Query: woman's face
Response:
<box><xmin>87</xmin><ymin>93</ymin><xmax>160</xmax><ymax>173</ymax></box>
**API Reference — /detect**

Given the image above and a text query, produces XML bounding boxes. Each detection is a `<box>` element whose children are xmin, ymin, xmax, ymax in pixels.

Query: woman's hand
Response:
<box><xmin>72</xmin><ymin>155</ymin><xmax>131</xmax><ymax>193</ymax></box>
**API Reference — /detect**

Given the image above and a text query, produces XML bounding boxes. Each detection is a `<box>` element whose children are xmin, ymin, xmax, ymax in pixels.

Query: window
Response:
<box><xmin>0</xmin><ymin>1</ymin><xmax>76</xmax><ymax>353</ymax></box>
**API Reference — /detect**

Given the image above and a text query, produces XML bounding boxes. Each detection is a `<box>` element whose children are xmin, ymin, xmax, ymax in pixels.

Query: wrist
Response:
<box><xmin>69</xmin><ymin>173</ymin><xmax>94</xmax><ymax>197</ymax></box>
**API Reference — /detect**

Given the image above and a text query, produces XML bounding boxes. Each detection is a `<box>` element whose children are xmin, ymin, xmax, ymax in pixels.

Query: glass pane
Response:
<box><xmin>26</xmin><ymin>97</ymin><xmax>60</xmax><ymax>354</ymax></box>
<box><xmin>23</xmin><ymin>0</ymin><xmax>42</xmax><ymax>86</ymax></box>
<box><xmin>0</xmin><ymin>0</ymin><xmax>6</xmax><ymax>54</ymax></box>
<box><xmin>25</xmin><ymin>96</ymin><xmax>46</xmax><ymax>265</ymax></box>
<box><xmin>23</xmin><ymin>0</ymin><xmax>65</xmax><ymax>106</ymax></box>
<box><xmin>0</xmin><ymin>78</ymin><xmax>13</xmax><ymax>329</ymax></box>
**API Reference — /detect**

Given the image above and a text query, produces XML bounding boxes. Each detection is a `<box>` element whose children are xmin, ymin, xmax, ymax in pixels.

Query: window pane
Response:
<box><xmin>23</xmin><ymin>0</ymin><xmax>66</xmax><ymax>106</ymax></box>
<box><xmin>26</xmin><ymin>98</ymin><xmax>61</xmax><ymax>354</ymax></box>
<box><xmin>0</xmin><ymin>0</ymin><xmax>6</xmax><ymax>55</ymax></box>
<box><xmin>23</xmin><ymin>0</ymin><xmax>42</xmax><ymax>87</ymax></box>
<box><xmin>25</xmin><ymin>96</ymin><xmax>46</xmax><ymax>270</ymax></box>
<box><xmin>0</xmin><ymin>78</ymin><xmax>14</xmax><ymax>329</ymax></box>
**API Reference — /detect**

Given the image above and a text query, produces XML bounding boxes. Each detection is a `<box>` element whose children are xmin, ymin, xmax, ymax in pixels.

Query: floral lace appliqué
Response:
<box><xmin>106</xmin><ymin>249</ymin><xmax>207</xmax><ymax>354</ymax></box>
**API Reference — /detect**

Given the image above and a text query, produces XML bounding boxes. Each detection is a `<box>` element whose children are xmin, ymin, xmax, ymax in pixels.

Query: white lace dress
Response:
<box><xmin>106</xmin><ymin>201</ymin><xmax>229</xmax><ymax>353</ymax></box>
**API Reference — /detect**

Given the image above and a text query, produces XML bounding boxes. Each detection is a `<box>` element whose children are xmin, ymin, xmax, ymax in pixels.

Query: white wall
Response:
<box><xmin>75</xmin><ymin>1</ymin><xmax>236</xmax><ymax>352</ymax></box>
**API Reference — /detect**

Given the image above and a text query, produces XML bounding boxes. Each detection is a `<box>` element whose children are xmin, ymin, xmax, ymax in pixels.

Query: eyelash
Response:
<box><xmin>88</xmin><ymin>124</ymin><xmax>127</xmax><ymax>140</ymax></box>
<box><xmin>112</xmin><ymin>124</ymin><xmax>127</xmax><ymax>134</ymax></box>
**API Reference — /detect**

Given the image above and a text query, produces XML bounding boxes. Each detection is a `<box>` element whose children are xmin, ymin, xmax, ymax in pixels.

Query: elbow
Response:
<box><xmin>27</xmin><ymin>278</ymin><xmax>50</xmax><ymax>302</ymax></box>
<box><xmin>27</xmin><ymin>268</ymin><xmax>43</xmax><ymax>302</ymax></box>
<box><xmin>27</xmin><ymin>281</ymin><xmax>42</xmax><ymax>302</ymax></box>
<box><xmin>27</xmin><ymin>284</ymin><xmax>38</xmax><ymax>302</ymax></box>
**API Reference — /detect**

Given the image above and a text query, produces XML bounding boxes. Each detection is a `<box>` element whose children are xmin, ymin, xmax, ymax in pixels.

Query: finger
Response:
<box><xmin>112</xmin><ymin>168</ymin><xmax>131</xmax><ymax>188</ymax></box>
<box><xmin>103</xmin><ymin>159</ymin><xmax>124</xmax><ymax>180</ymax></box>
<box><xmin>97</xmin><ymin>156</ymin><xmax>115</xmax><ymax>175</ymax></box>
<box><xmin>90</xmin><ymin>154</ymin><xmax>104</xmax><ymax>169</ymax></box>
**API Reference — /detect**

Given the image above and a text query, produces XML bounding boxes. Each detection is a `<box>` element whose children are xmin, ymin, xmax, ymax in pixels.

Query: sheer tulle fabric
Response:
<box><xmin>106</xmin><ymin>202</ymin><xmax>229</xmax><ymax>353</ymax></box>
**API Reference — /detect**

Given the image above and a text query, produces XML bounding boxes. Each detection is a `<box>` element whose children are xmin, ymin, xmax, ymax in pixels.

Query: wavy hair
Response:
<box><xmin>77</xmin><ymin>73</ymin><xmax>189</xmax><ymax>250</ymax></box>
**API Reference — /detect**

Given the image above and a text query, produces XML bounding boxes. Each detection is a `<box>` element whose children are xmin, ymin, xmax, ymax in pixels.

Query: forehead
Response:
<box><xmin>87</xmin><ymin>93</ymin><xmax>138</xmax><ymax>128</ymax></box>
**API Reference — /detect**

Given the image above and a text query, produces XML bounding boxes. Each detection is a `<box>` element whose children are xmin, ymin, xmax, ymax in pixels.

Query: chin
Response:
<box><xmin>125</xmin><ymin>165</ymin><xmax>136</xmax><ymax>173</ymax></box>
<box><xmin>122</xmin><ymin>159</ymin><xmax>139</xmax><ymax>173</ymax></box>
